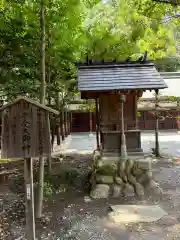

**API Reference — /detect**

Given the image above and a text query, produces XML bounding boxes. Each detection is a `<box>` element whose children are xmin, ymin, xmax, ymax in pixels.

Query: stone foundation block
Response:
<box><xmin>123</xmin><ymin>183</ymin><xmax>135</xmax><ymax>197</ymax></box>
<box><xmin>97</xmin><ymin>164</ymin><xmax>117</xmax><ymax>176</ymax></box>
<box><xmin>95</xmin><ymin>174</ymin><xmax>114</xmax><ymax>184</ymax></box>
<box><xmin>112</xmin><ymin>184</ymin><xmax>122</xmax><ymax>197</ymax></box>
<box><xmin>114</xmin><ymin>176</ymin><xmax>123</xmax><ymax>185</ymax></box>
<box><xmin>138</xmin><ymin>171</ymin><xmax>152</xmax><ymax>185</ymax></box>
<box><xmin>146</xmin><ymin>180</ymin><xmax>163</xmax><ymax>196</ymax></box>
<box><xmin>134</xmin><ymin>182</ymin><xmax>144</xmax><ymax>196</ymax></box>
<box><xmin>134</xmin><ymin>159</ymin><xmax>151</xmax><ymax>172</ymax></box>
<box><xmin>90</xmin><ymin>184</ymin><xmax>110</xmax><ymax>199</ymax></box>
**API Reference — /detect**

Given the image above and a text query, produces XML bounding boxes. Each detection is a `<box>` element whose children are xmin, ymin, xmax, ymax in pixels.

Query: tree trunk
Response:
<box><xmin>39</xmin><ymin>0</ymin><xmax>46</xmax><ymax>104</ymax></box>
<box><xmin>36</xmin><ymin>0</ymin><xmax>46</xmax><ymax>219</ymax></box>
<box><xmin>46</xmin><ymin>31</ymin><xmax>52</xmax><ymax>175</ymax></box>
<box><xmin>46</xmin><ymin>112</ymin><xmax>51</xmax><ymax>175</ymax></box>
<box><xmin>56</xmin><ymin>92</ymin><xmax>64</xmax><ymax>142</ymax></box>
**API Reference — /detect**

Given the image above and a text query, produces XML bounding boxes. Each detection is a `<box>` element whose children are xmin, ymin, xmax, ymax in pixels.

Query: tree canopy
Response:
<box><xmin>0</xmin><ymin>0</ymin><xmax>179</xmax><ymax>101</ymax></box>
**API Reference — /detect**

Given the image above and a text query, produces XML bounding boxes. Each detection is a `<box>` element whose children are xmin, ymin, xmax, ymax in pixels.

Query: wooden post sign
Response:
<box><xmin>0</xmin><ymin>97</ymin><xmax>59</xmax><ymax>240</ymax></box>
<box><xmin>0</xmin><ymin>97</ymin><xmax>58</xmax><ymax>159</ymax></box>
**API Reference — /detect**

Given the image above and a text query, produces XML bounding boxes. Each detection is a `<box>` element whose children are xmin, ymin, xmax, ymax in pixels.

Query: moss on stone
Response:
<box><xmin>96</xmin><ymin>163</ymin><xmax>117</xmax><ymax>176</ymax></box>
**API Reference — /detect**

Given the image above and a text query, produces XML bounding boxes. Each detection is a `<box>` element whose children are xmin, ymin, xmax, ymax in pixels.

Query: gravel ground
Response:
<box><xmin>45</xmin><ymin>155</ymin><xmax>180</xmax><ymax>240</ymax></box>
<box><xmin>2</xmin><ymin>131</ymin><xmax>180</xmax><ymax>239</ymax></box>
<box><xmin>1</xmin><ymin>154</ymin><xmax>180</xmax><ymax>240</ymax></box>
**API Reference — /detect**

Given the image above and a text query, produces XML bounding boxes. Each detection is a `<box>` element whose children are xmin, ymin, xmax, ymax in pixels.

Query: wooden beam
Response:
<box><xmin>24</xmin><ymin>158</ymin><xmax>36</xmax><ymax>240</ymax></box>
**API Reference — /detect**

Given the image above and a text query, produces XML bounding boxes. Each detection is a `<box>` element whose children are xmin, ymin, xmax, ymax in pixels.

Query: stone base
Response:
<box><xmin>90</xmin><ymin>151</ymin><xmax>163</xmax><ymax>199</ymax></box>
<box><xmin>102</xmin><ymin>130</ymin><xmax>142</xmax><ymax>155</ymax></box>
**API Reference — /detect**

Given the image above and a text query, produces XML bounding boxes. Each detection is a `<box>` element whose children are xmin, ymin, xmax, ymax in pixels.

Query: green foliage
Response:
<box><xmin>166</xmin><ymin>96</ymin><xmax>178</xmax><ymax>102</ymax></box>
<box><xmin>97</xmin><ymin>163</ymin><xmax>117</xmax><ymax>176</ymax></box>
<box><xmin>43</xmin><ymin>181</ymin><xmax>53</xmax><ymax>197</ymax></box>
<box><xmin>137</xmin><ymin>111</ymin><xmax>141</xmax><ymax>117</ymax></box>
<box><xmin>156</xmin><ymin>57</ymin><xmax>180</xmax><ymax>72</ymax></box>
<box><xmin>0</xmin><ymin>0</ymin><xmax>85</xmax><ymax>102</ymax></box>
<box><xmin>84</xmin><ymin>0</ymin><xmax>177</xmax><ymax>60</ymax></box>
<box><xmin>79</xmin><ymin>100</ymin><xmax>95</xmax><ymax>112</ymax></box>
<box><xmin>0</xmin><ymin>0</ymin><xmax>179</xmax><ymax>102</ymax></box>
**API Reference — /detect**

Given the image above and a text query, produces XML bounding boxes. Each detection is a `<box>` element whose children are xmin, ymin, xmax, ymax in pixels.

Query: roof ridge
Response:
<box><xmin>78</xmin><ymin>62</ymin><xmax>154</xmax><ymax>69</ymax></box>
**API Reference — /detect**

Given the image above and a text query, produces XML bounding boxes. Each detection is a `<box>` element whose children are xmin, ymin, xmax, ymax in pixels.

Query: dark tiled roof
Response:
<box><xmin>77</xmin><ymin>62</ymin><xmax>167</xmax><ymax>91</ymax></box>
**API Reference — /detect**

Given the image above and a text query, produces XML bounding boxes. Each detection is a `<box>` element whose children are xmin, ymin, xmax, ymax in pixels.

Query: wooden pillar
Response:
<box><xmin>66</xmin><ymin>111</ymin><xmax>70</xmax><ymax>135</ymax></box>
<box><xmin>155</xmin><ymin>89</ymin><xmax>160</xmax><ymax>157</ymax></box>
<box><xmin>95</xmin><ymin>98</ymin><xmax>100</xmax><ymax>150</ymax></box>
<box><xmin>70</xmin><ymin>112</ymin><xmax>72</xmax><ymax>133</ymax></box>
<box><xmin>66</xmin><ymin>112</ymin><xmax>69</xmax><ymax>135</ymax></box>
<box><xmin>56</xmin><ymin>124</ymin><xmax>61</xmax><ymax>145</ymax></box>
<box><xmin>177</xmin><ymin>100</ymin><xmax>180</xmax><ymax>131</ymax></box>
<box><xmin>120</xmin><ymin>95</ymin><xmax>127</xmax><ymax>159</ymax></box>
<box><xmin>24</xmin><ymin>158</ymin><xmax>36</xmax><ymax>240</ymax></box>
<box><xmin>134</xmin><ymin>93</ymin><xmax>138</xmax><ymax>129</ymax></box>
<box><xmin>98</xmin><ymin>100</ymin><xmax>102</xmax><ymax>145</ymax></box>
<box><xmin>50</xmin><ymin>116</ymin><xmax>56</xmax><ymax>148</ymax></box>
<box><xmin>64</xmin><ymin>110</ymin><xmax>68</xmax><ymax>137</ymax></box>
<box><xmin>89</xmin><ymin>111</ymin><xmax>92</xmax><ymax>133</ymax></box>
<box><xmin>67</xmin><ymin>112</ymin><xmax>71</xmax><ymax>135</ymax></box>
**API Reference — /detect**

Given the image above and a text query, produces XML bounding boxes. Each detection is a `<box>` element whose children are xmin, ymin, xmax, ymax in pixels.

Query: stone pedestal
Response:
<box><xmin>90</xmin><ymin>151</ymin><xmax>163</xmax><ymax>199</ymax></box>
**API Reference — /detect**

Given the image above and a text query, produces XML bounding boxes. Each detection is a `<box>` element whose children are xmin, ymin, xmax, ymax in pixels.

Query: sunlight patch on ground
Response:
<box><xmin>61</xmin><ymin>149</ymin><xmax>93</xmax><ymax>155</ymax></box>
<box><xmin>109</xmin><ymin>205</ymin><xmax>167</xmax><ymax>224</ymax></box>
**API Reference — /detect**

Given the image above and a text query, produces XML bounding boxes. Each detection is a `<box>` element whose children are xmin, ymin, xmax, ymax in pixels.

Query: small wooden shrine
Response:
<box><xmin>77</xmin><ymin>60</ymin><xmax>167</xmax><ymax>156</ymax></box>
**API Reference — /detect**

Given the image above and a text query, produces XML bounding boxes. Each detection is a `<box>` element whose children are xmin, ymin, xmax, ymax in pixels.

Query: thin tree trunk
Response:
<box><xmin>36</xmin><ymin>0</ymin><xmax>46</xmax><ymax>219</ymax></box>
<box><xmin>46</xmin><ymin>33</ymin><xmax>52</xmax><ymax>175</ymax></box>
<box><xmin>46</xmin><ymin>112</ymin><xmax>51</xmax><ymax>175</ymax></box>
<box><xmin>39</xmin><ymin>0</ymin><xmax>46</xmax><ymax>104</ymax></box>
